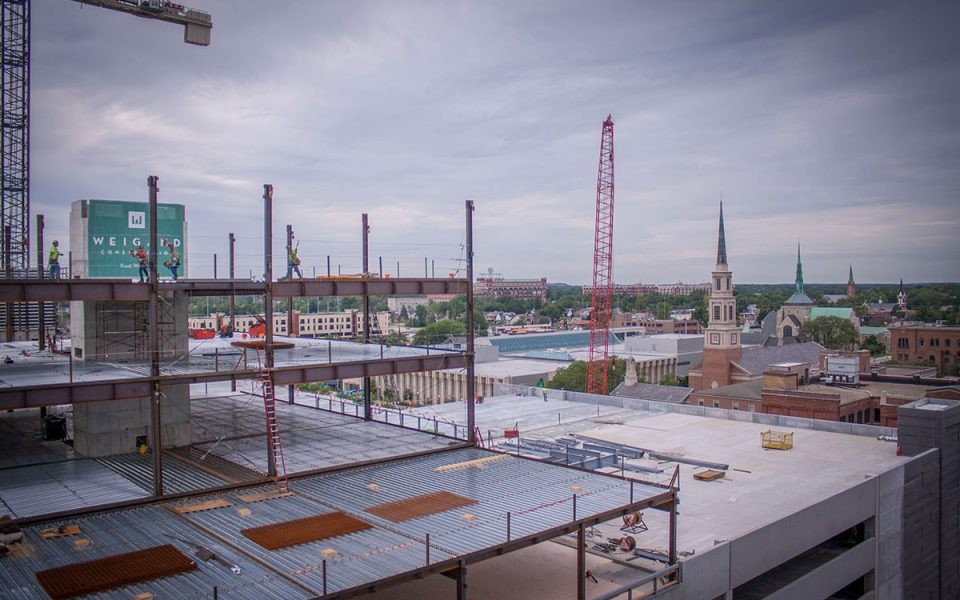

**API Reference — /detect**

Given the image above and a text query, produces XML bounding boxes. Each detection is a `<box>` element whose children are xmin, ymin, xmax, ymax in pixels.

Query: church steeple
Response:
<box><xmin>717</xmin><ymin>201</ymin><xmax>727</xmax><ymax>266</ymax></box>
<box><xmin>795</xmin><ymin>243</ymin><xmax>804</xmax><ymax>295</ymax></box>
<box><xmin>898</xmin><ymin>278</ymin><xmax>907</xmax><ymax>309</ymax></box>
<box><xmin>846</xmin><ymin>265</ymin><xmax>856</xmax><ymax>298</ymax></box>
<box><xmin>785</xmin><ymin>242</ymin><xmax>813</xmax><ymax>305</ymax></box>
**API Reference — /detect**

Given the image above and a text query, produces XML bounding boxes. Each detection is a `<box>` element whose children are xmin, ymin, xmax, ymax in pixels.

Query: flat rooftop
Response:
<box><xmin>428</xmin><ymin>392</ymin><xmax>907</xmax><ymax>558</ymax></box>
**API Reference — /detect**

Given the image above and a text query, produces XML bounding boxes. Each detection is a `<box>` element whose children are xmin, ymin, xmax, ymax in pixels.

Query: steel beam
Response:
<box><xmin>0</xmin><ymin>277</ymin><xmax>467</xmax><ymax>302</ymax></box>
<box><xmin>0</xmin><ymin>352</ymin><xmax>468</xmax><ymax>409</ymax></box>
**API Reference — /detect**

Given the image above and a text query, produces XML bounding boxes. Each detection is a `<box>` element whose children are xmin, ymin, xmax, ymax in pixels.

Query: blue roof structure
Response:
<box><xmin>488</xmin><ymin>331</ymin><xmax>618</xmax><ymax>354</ymax></box>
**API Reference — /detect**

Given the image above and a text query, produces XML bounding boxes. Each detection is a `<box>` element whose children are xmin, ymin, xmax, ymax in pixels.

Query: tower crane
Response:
<box><xmin>586</xmin><ymin>115</ymin><xmax>615</xmax><ymax>395</ymax></box>
<box><xmin>0</xmin><ymin>0</ymin><xmax>212</xmax><ymax>274</ymax></box>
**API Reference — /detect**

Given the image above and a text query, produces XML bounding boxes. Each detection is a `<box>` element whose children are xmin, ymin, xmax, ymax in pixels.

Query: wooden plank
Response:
<box><xmin>237</xmin><ymin>490</ymin><xmax>295</xmax><ymax>504</ymax></box>
<box><xmin>39</xmin><ymin>525</ymin><xmax>82</xmax><ymax>539</ymax></box>
<box><xmin>434</xmin><ymin>454</ymin><xmax>509</xmax><ymax>473</ymax></box>
<box><xmin>171</xmin><ymin>498</ymin><xmax>234</xmax><ymax>514</ymax></box>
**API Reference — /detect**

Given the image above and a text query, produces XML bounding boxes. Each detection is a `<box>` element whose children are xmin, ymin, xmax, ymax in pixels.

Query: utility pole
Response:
<box><xmin>285</xmin><ymin>224</ymin><xmax>294</xmax><ymax>404</ymax></box>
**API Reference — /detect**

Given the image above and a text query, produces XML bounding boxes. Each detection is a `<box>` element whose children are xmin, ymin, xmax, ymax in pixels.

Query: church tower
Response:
<box><xmin>846</xmin><ymin>265</ymin><xmax>857</xmax><ymax>298</ymax></box>
<box><xmin>699</xmin><ymin>202</ymin><xmax>741</xmax><ymax>389</ymax></box>
<box><xmin>898</xmin><ymin>279</ymin><xmax>907</xmax><ymax>310</ymax></box>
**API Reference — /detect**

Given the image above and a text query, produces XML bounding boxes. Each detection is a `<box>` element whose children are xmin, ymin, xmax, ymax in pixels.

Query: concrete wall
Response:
<box><xmin>71</xmin><ymin>290</ymin><xmax>191</xmax><ymax>457</ymax></box>
<box><xmin>898</xmin><ymin>398</ymin><xmax>960</xmax><ymax>600</ymax></box>
<box><xmin>655</xmin><ymin>476</ymin><xmax>895</xmax><ymax>600</ymax></box>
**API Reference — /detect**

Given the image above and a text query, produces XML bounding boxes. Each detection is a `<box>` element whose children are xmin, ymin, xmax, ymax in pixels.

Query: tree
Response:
<box><xmin>659</xmin><ymin>373</ymin><xmax>680</xmax><ymax>386</ymax></box>
<box><xmin>384</xmin><ymin>331</ymin><xmax>408</xmax><ymax>345</ymax></box>
<box><xmin>546</xmin><ymin>359</ymin><xmax>626</xmax><ymax>393</ymax></box>
<box><xmin>799</xmin><ymin>316</ymin><xmax>858</xmax><ymax>349</ymax></box>
<box><xmin>399</xmin><ymin>305</ymin><xmax>409</xmax><ymax>321</ymax></box>
<box><xmin>412</xmin><ymin>319</ymin><xmax>466</xmax><ymax>345</ymax></box>
<box><xmin>861</xmin><ymin>335</ymin><xmax>885</xmax><ymax>357</ymax></box>
<box><xmin>655</xmin><ymin>301</ymin><xmax>672</xmax><ymax>320</ymax></box>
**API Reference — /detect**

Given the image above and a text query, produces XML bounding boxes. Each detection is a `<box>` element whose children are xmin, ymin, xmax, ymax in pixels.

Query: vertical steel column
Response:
<box><xmin>465</xmin><ymin>201</ymin><xmax>475</xmax><ymax>442</ymax></box>
<box><xmin>263</xmin><ymin>184</ymin><xmax>276</xmax><ymax>477</ymax></box>
<box><xmin>36</xmin><ymin>213</ymin><xmax>44</xmax><ymax>350</ymax></box>
<box><xmin>361</xmin><ymin>213</ymin><xmax>371</xmax><ymax>420</ymax></box>
<box><xmin>213</xmin><ymin>253</ymin><xmax>217</xmax><ymax>279</ymax></box>
<box><xmin>285</xmin><ymin>225</ymin><xmax>295</xmax><ymax>404</ymax></box>
<box><xmin>4</xmin><ymin>226</ymin><xmax>12</xmax><ymax>342</ymax></box>
<box><xmin>456</xmin><ymin>559</ymin><xmax>467</xmax><ymax>600</ymax></box>
<box><xmin>147</xmin><ymin>175</ymin><xmax>163</xmax><ymax>497</ymax></box>
<box><xmin>669</xmin><ymin>495</ymin><xmax>678</xmax><ymax>566</ymax></box>
<box><xmin>577</xmin><ymin>523</ymin><xmax>586</xmax><ymax>600</ymax></box>
<box><xmin>229</xmin><ymin>232</ymin><xmax>236</xmax><ymax>391</ymax></box>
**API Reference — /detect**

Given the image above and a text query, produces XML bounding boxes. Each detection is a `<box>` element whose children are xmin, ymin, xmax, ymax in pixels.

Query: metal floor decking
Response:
<box><xmin>0</xmin><ymin>447</ymin><xmax>671</xmax><ymax>599</ymax></box>
<box><xmin>0</xmin><ymin>395</ymin><xmax>458</xmax><ymax>520</ymax></box>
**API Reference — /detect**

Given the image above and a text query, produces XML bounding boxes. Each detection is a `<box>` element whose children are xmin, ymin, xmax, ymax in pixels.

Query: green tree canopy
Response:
<box><xmin>546</xmin><ymin>359</ymin><xmax>626</xmax><ymax>393</ymax></box>
<box><xmin>412</xmin><ymin>319</ymin><xmax>466</xmax><ymax>345</ymax></box>
<box><xmin>799</xmin><ymin>315</ymin><xmax>858</xmax><ymax>349</ymax></box>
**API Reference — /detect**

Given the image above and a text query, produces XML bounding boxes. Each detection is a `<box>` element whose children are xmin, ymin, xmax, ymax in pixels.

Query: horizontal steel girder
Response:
<box><xmin>0</xmin><ymin>352</ymin><xmax>469</xmax><ymax>409</ymax></box>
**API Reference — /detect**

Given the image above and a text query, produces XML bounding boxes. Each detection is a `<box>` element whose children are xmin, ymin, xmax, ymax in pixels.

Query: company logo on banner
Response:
<box><xmin>128</xmin><ymin>211</ymin><xmax>146</xmax><ymax>229</ymax></box>
<box><xmin>86</xmin><ymin>200</ymin><xmax>185</xmax><ymax>278</ymax></box>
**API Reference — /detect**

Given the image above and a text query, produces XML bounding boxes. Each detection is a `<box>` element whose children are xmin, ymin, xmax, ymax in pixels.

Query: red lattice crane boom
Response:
<box><xmin>586</xmin><ymin>115</ymin><xmax>615</xmax><ymax>395</ymax></box>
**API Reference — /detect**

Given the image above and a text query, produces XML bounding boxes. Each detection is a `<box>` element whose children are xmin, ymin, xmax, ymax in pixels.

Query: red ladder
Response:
<box><xmin>259</xmin><ymin>369</ymin><xmax>289</xmax><ymax>493</ymax></box>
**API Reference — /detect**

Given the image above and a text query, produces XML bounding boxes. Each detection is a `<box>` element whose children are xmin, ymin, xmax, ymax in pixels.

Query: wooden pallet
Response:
<box><xmin>693</xmin><ymin>469</ymin><xmax>726</xmax><ymax>481</ymax></box>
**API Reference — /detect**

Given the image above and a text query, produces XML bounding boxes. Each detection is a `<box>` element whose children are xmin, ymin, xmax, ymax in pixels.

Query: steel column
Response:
<box><xmin>229</xmin><ymin>231</ymin><xmax>236</xmax><ymax>391</ymax></box>
<box><xmin>147</xmin><ymin>175</ymin><xmax>163</xmax><ymax>496</ymax></box>
<box><xmin>35</xmin><ymin>213</ymin><xmax>43</xmax><ymax>350</ymax></box>
<box><xmin>361</xmin><ymin>213</ymin><xmax>371</xmax><ymax>420</ymax></box>
<box><xmin>286</xmin><ymin>224</ymin><xmax>294</xmax><ymax>403</ymax></box>
<box><xmin>465</xmin><ymin>200</ymin><xmax>475</xmax><ymax>442</ymax></box>
<box><xmin>263</xmin><ymin>184</ymin><xmax>276</xmax><ymax>477</ymax></box>
<box><xmin>577</xmin><ymin>523</ymin><xmax>586</xmax><ymax>600</ymax></box>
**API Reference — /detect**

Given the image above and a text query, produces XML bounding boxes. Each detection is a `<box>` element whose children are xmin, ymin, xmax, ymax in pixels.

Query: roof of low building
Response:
<box><xmin>693</xmin><ymin>379</ymin><xmax>763</xmax><ymax>400</ymax></box>
<box><xmin>860</xmin><ymin>326</ymin><xmax>890</xmax><ymax>336</ymax></box>
<box><xmin>732</xmin><ymin>341</ymin><xmax>826</xmax><ymax>376</ymax></box>
<box><xmin>610</xmin><ymin>381</ymin><xmax>693</xmax><ymax>404</ymax></box>
<box><xmin>487</xmin><ymin>331</ymin><xmax>618</xmax><ymax>354</ymax></box>
<box><xmin>810</xmin><ymin>306</ymin><xmax>854</xmax><ymax>320</ymax></box>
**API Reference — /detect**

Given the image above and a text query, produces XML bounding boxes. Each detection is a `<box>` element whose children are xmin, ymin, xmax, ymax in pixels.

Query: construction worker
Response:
<box><xmin>48</xmin><ymin>240</ymin><xmax>62</xmax><ymax>279</ymax></box>
<box><xmin>164</xmin><ymin>242</ymin><xmax>180</xmax><ymax>281</ymax></box>
<box><xmin>287</xmin><ymin>245</ymin><xmax>302</xmax><ymax>279</ymax></box>
<box><xmin>130</xmin><ymin>245</ymin><xmax>148</xmax><ymax>283</ymax></box>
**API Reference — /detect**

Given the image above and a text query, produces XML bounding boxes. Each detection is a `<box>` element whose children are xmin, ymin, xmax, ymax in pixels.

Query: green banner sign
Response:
<box><xmin>86</xmin><ymin>200</ymin><xmax>185</xmax><ymax>278</ymax></box>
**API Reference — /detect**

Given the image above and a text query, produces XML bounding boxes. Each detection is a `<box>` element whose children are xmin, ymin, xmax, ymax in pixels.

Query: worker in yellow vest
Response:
<box><xmin>48</xmin><ymin>241</ymin><xmax>62</xmax><ymax>279</ymax></box>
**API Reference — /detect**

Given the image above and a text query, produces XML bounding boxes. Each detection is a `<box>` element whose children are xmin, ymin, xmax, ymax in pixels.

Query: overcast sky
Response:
<box><xmin>32</xmin><ymin>1</ymin><xmax>960</xmax><ymax>284</ymax></box>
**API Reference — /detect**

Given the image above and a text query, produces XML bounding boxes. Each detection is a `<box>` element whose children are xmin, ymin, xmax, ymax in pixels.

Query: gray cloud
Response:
<box><xmin>31</xmin><ymin>1</ymin><xmax>960</xmax><ymax>283</ymax></box>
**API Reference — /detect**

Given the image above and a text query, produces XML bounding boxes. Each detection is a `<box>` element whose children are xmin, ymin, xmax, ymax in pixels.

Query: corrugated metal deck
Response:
<box><xmin>0</xmin><ymin>448</ymin><xmax>672</xmax><ymax>599</ymax></box>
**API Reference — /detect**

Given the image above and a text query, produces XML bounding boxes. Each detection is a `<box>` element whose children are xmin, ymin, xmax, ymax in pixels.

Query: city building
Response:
<box><xmin>890</xmin><ymin>323</ymin><xmax>960</xmax><ymax>369</ymax></box>
<box><xmin>188</xmin><ymin>310</ymin><xmax>390</xmax><ymax>338</ymax></box>
<box><xmin>475</xmin><ymin>268</ymin><xmax>547</xmax><ymax>300</ymax></box>
<box><xmin>625</xmin><ymin>334</ymin><xmax>704</xmax><ymax>376</ymax></box>
<box><xmin>583</xmin><ymin>281</ymin><xmax>710</xmax><ymax>296</ymax></box>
